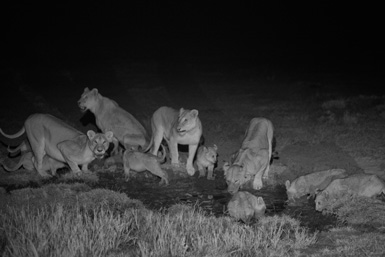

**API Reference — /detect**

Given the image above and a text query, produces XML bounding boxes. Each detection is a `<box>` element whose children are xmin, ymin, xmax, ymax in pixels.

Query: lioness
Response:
<box><xmin>227</xmin><ymin>191</ymin><xmax>266</xmax><ymax>223</ymax></box>
<box><xmin>285</xmin><ymin>168</ymin><xmax>348</xmax><ymax>201</ymax></box>
<box><xmin>144</xmin><ymin>106</ymin><xmax>202</xmax><ymax>176</ymax></box>
<box><xmin>315</xmin><ymin>174</ymin><xmax>385</xmax><ymax>211</ymax></box>
<box><xmin>223</xmin><ymin>118</ymin><xmax>273</xmax><ymax>194</ymax></box>
<box><xmin>0</xmin><ymin>113</ymin><xmax>113</xmax><ymax>177</ymax></box>
<box><xmin>0</xmin><ymin>151</ymin><xmax>66</xmax><ymax>175</ymax></box>
<box><xmin>195</xmin><ymin>144</ymin><xmax>218</xmax><ymax>180</ymax></box>
<box><xmin>78</xmin><ymin>87</ymin><xmax>149</xmax><ymax>154</ymax></box>
<box><xmin>123</xmin><ymin>144</ymin><xmax>169</xmax><ymax>185</ymax></box>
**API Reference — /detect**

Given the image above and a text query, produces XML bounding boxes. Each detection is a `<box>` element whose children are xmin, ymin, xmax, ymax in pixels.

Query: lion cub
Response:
<box><xmin>123</xmin><ymin>145</ymin><xmax>169</xmax><ymax>185</ymax></box>
<box><xmin>195</xmin><ymin>144</ymin><xmax>218</xmax><ymax>180</ymax></box>
<box><xmin>227</xmin><ymin>191</ymin><xmax>266</xmax><ymax>223</ymax></box>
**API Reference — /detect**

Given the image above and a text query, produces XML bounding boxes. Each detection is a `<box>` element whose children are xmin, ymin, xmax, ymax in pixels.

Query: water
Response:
<box><xmin>97</xmin><ymin>170</ymin><xmax>338</xmax><ymax>232</ymax></box>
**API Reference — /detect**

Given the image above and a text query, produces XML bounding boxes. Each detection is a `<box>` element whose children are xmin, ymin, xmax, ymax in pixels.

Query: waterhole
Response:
<box><xmin>97</xmin><ymin>169</ymin><xmax>337</xmax><ymax>232</ymax></box>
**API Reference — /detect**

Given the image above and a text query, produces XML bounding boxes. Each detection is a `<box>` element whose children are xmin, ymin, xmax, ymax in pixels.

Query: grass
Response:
<box><xmin>0</xmin><ymin>186</ymin><xmax>317</xmax><ymax>257</ymax></box>
<box><xmin>1</xmin><ymin>74</ymin><xmax>385</xmax><ymax>256</ymax></box>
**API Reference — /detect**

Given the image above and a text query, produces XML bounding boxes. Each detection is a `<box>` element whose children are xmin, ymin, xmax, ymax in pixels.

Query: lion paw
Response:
<box><xmin>186</xmin><ymin>165</ymin><xmax>196</xmax><ymax>176</ymax></box>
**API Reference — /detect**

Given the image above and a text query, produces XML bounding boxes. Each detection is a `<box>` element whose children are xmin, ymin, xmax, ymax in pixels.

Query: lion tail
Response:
<box><xmin>0</xmin><ymin>127</ymin><xmax>25</xmax><ymax>139</ymax></box>
<box><xmin>141</xmin><ymin>135</ymin><xmax>154</xmax><ymax>153</ymax></box>
<box><xmin>0</xmin><ymin>156</ymin><xmax>24</xmax><ymax>172</ymax></box>
<box><xmin>157</xmin><ymin>144</ymin><xmax>167</xmax><ymax>163</ymax></box>
<box><xmin>7</xmin><ymin>141</ymin><xmax>29</xmax><ymax>154</ymax></box>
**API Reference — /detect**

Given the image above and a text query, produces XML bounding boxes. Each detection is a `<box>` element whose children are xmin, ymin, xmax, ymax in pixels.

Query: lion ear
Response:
<box><xmin>179</xmin><ymin>108</ymin><xmax>185</xmax><ymax>116</ymax></box>
<box><xmin>223</xmin><ymin>162</ymin><xmax>230</xmax><ymax>174</ymax></box>
<box><xmin>190</xmin><ymin>109</ymin><xmax>199</xmax><ymax>118</ymax></box>
<box><xmin>87</xmin><ymin>130</ymin><xmax>96</xmax><ymax>140</ymax></box>
<box><xmin>105</xmin><ymin>131</ymin><xmax>114</xmax><ymax>142</ymax></box>
<box><xmin>256</xmin><ymin>197</ymin><xmax>265</xmax><ymax>205</ymax></box>
<box><xmin>91</xmin><ymin>88</ymin><xmax>99</xmax><ymax>95</ymax></box>
<box><xmin>285</xmin><ymin>180</ymin><xmax>291</xmax><ymax>190</ymax></box>
<box><xmin>84</xmin><ymin>87</ymin><xmax>90</xmax><ymax>93</ymax></box>
<box><xmin>213</xmin><ymin>144</ymin><xmax>218</xmax><ymax>151</ymax></box>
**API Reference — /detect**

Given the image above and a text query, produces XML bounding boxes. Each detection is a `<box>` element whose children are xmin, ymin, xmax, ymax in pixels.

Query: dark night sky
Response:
<box><xmin>2</xmin><ymin>2</ymin><xmax>384</xmax><ymax>75</ymax></box>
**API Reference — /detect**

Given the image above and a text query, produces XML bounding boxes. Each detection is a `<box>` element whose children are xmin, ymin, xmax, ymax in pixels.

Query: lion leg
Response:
<box><xmin>252</xmin><ymin>166</ymin><xmax>265</xmax><ymax>190</ymax></box>
<box><xmin>151</xmin><ymin>130</ymin><xmax>164</xmax><ymax>156</ymax></box>
<box><xmin>111</xmin><ymin>138</ymin><xmax>120</xmax><ymax>155</ymax></box>
<box><xmin>169</xmin><ymin>139</ymin><xmax>180</xmax><ymax>167</ymax></box>
<box><xmin>146</xmin><ymin>163</ymin><xmax>169</xmax><ymax>186</ymax></box>
<box><xmin>186</xmin><ymin>144</ymin><xmax>198</xmax><ymax>176</ymax></box>
<box><xmin>29</xmin><ymin>138</ymin><xmax>51</xmax><ymax>177</ymax></box>
<box><xmin>263</xmin><ymin>165</ymin><xmax>270</xmax><ymax>180</ymax></box>
<box><xmin>207</xmin><ymin>164</ymin><xmax>215</xmax><ymax>180</ymax></box>
<box><xmin>57</xmin><ymin>141</ymin><xmax>82</xmax><ymax>174</ymax></box>
<box><xmin>197</xmin><ymin>163</ymin><xmax>206</xmax><ymax>178</ymax></box>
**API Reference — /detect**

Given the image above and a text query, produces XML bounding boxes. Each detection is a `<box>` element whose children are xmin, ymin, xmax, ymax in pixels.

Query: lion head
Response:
<box><xmin>87</xmin><ymin>130</ymin><xmax>114</xmax><ymax>159</ymax></box>
<box><xmin>200</xmin><ymin>144</ymin><xmax>218</xmax><ymax>165</ymax></box>
<box><xmin>78</xmin><ymin>88</ymin><xmax>100</xmax><ymax>113</ymax></box>
<box><xmin>176</xmin><ymin>108</ymin><xmax>199</xmax><ymax>136</ymax></box>
<box><xmin>223</xmin><ymin>162</ymin><xmax>252</xmax><ymax>194</ymax></box>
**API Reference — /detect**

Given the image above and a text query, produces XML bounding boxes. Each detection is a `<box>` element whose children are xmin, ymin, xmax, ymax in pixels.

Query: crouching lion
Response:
<box><xmin>315</xmin><ymin>174</ymin><xmax>385</xmax><ymax>211</ymax></box>
<box><xmin>0</xmin><ymin>113</ymin><xmax>113</xmax><ymax>177</ymax></box>
<box><xmin>123</xmin><ymin>144</ymin><xmax>169</xmax><ymax>185</ymax></box>
<box><xmin>223</xmin><ymin>117</ymin><xmax>273</xmax><ymax>194</ymax></box>
<box><xmin>227</xmin><ymin>191</ymin><xmax>266</xmax><ymax>223</ymax></box>
<box><xmin>285</xmin><ymin>168</ymin><xmax>348</xmax><ymax>201</ymax></box>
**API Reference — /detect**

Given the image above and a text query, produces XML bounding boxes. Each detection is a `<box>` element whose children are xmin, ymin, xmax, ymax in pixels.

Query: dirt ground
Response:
<box><xmin>1</xmin><ymin>48</ymin><xmax>385</xmax><ymax>234</ymax></box>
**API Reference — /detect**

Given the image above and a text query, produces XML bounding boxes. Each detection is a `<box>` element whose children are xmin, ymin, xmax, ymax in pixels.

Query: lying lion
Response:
<box><xmin>0</xmin><ymin>151</ymin><xmax>66</xmax><ymax>175</ymax></box>
<box><xmin>315</xmin><ymin>174</ymin><xmax>385</xmax><ymax>211</ymax></box>
<box><xmin>227</xmin><ymin>191</ymin><xmax>266</xmax><ymax>223</ymax></box>
<box><xmin>223</xmin><ymin>117</ymin><xmax>273</xmax><ymax>194</ymax></box>
<box><xmin>123</xmin><ymin>144</ymin><xmax>169</xmax><ymax>185</ymax></box>
<box><xmin>78</xmin><ymin>87</ymin><xmax>149</xmax><ymax>154</ymax></box>
<box><xmin>285</xmin><ymin>168</ymin><xmax>348</xmax><ymax>201</ymax></box>
<box><xmin>0</xmin><ymin>113</ymin><xmax>113</xmax><ymax>177</ymax></box>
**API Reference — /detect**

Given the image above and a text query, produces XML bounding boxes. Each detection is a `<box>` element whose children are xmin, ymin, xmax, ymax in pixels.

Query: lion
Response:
<box><xmin>123</xmin><ymin>144</ymin><xmax>169</xmax><ymax>185</ymax></box>
<box><xmin>315</xmin><ymin>174</ymin><xmax>385</xmax><ymax>211</ymax></box>
<box><xmin>144</xmin><ymin>106</ymin><xmax>202</xmax><ymax>176</ymax></box>
<box><xmin>195</xmin><ymin>144</ymin><xmax>218</xmax><ymax>180</ymax></box>
<box><xmin>78</xmin><ymin>87</ymin><xmax>149</xmax><ymax>154</ymax></box>
<box><xmin>0</xmin><ymin>151</ymin><xmax>66</xmax><ymax>175</ymax></box>
<box><xmin>0</xmin><ymin>113</ymin><xmax>113</xmax><ymax>177</ymax></box>
<box><xmin>227</xmin><ymin>191</ymin><xmax>266</xmax><ymax>223</ymax></box>
<box><xmin>223</xmin><ymin>117</ymin><xmax>273</xmax><ymax>194</ymax></box>
<box><xmin>285</xmin><ymin>168</ymin><xmax>348</xmax><ymax>201</ymax></box>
